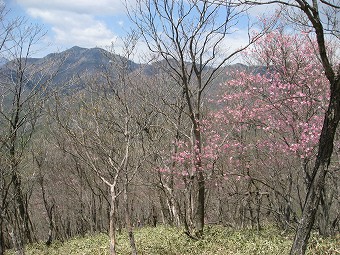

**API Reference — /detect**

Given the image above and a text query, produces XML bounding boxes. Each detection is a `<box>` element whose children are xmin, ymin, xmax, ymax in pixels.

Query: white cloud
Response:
<box><xmin>223</xmin><ymin>29</ymin><xmax>250</xmax><ymax>51</ymax></box>
<box><xmin>26</xmin><ymin>8</ymin><xmax>117</xmax><ymax>48</ymax></box>
<box><xmin>12</xmin><ymin>0</ymin><xmax>137</xmax><ymax>52</ymax></box>
<box><xmin>207</xmin><ymin>28</ymin><xmax>251</xmax><ymax>64</ymax></box>
<box><xmin>15</xmin><ymin>0</ymin><xmax>126</xmax><ymax>15</ymax></box>
<box><xmin>246</xmin><ymin>3</ymin><xmax>279</xmax><ymax>18</ymax></box>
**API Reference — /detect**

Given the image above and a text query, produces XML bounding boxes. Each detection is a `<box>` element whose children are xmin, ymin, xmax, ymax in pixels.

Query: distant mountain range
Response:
<box><xmin>0</xmin><ymin>46</ymin><xmax>140</xmax><ymax>88</ymax></box>
<box><xmin>0</xmin><ymin>45</ymin><xmax>249</xmax><ymax>93</ymax></box>
<box><xmin>50</xmin><ymin>46</ymin><xmax>140</xmax><ymax>82</ymax></box>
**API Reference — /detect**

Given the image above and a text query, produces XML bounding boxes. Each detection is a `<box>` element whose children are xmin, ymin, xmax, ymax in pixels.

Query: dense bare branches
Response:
<box><xmin>128</xmin><ymin>0</ymin><xmax>278</xmax><ymax>239</ymax></box>
<box><xmin>0</xmin><ymin>7</ymin><xmax>62</xmax><ymax>255</ymax></box>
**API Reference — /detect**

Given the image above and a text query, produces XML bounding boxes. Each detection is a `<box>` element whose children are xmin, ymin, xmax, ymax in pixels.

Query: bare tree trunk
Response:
<box><xmin>109</xmin><ymin>185</ymin><xmax>117</xmax><ymax>255</ymax></box>
<box><xmin>10</xmin><ymin>159</ymin><xmax>31</xmax><ymax>241</ymax></box>
<box><xmin>290</xmin><ymin>78</ymin><xmax>340</xmax><ymax>255</ymax></box>
<box><xmin>183</xmin><ymin>181</ymin><xmax>194</xmax><ymax>236</ymax></box>
<box><xmin>34</xmin><ymin>154</ymin><xmax>55</xmax><ymax>246</ymax></box>
<box><xmin>290</xmin><ymin>164</ymin><xmax>326</xmax><ymax>254</ymax></box>
<box><xmin>123</xmin><ymin>184</ymin><xmax>137</xmax><ymax>255</ymax></box>
<box><xmin>12</xmin><ymin>171</ymin><xmax>31</xmax><ymax>245</ymax></box>
<box><xmin>9</xmin><ymin>224</ymin><xmax>24</xmax><ymax>255</ymax></box>
<box><xmin>195</xmin><ymin>170</ymin><xmax>205</xmax><ymax>237</ymax></box>
<box><xmin>168</xmin><ymin>195</ymin><xmax>180</xmax><ymax>226</ymax></box>
<box><xmin>45</xmin><ymin>204</ymin><xmax>54</xmax><ymax>246</ymax></box>
<box><xmin>288</xmin><ymin>0</ymin><xmax>340</xmax><ymax>253</ymax></box>
<box><xmin>318</xmin><ymin>189</ymin><xmax>334</xmax><ymax>236</ymax></box>
<box><xmin>0</xmin><ymin>220</ymin><xmax>4</xmax><ymax>255</ymax></box>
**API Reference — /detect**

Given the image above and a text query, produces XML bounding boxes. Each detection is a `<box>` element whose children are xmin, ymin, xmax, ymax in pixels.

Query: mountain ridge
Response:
<box><xmin>0</xmin><ymin>45</ymin><xmax>250</xmax><ymax>93</ymax></box>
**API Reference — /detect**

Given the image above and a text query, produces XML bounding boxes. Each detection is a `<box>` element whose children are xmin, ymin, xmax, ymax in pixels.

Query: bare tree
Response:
<box><xmin>129</xmin><ymin>0</ymin><xmax>275</xmax><ymax>238</ymax></box>
<box><xmin>0</xmin><ymin>9</ymin><xmax>61</xmax><ymax>254</ymax></box>
<box><xmin>0</xmin><ymin>6</ymin><xmax>17</xmax><ymax>255</ymax></box>
<box><xmin>52</xmin><ymin>35</ymin><xmax>153</xmax><ymax>255</ymax></box>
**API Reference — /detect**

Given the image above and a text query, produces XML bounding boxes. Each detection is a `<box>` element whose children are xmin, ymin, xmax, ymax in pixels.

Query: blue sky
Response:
<box><xmin>3</xmin><ymin>0</ymin><xmax>135</xmax><ymax>57</ymax></box>
<box><xmin>2</xmin><ymin>0</ymin><xmax>277</xmax><ymax>61</ymax></box>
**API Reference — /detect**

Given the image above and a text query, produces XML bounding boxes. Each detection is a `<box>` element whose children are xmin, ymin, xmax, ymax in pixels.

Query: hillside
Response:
<box><xmin>4</xmin><ymin>225</ymin><xmax>338</xmax><ymax>255</ymax></box>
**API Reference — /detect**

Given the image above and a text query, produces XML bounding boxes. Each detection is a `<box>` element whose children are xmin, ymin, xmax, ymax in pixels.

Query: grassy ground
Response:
<box><xmin>5</xmin><ymin>225</ymin><xmax>340</xmax><ymax>255</ymax></box>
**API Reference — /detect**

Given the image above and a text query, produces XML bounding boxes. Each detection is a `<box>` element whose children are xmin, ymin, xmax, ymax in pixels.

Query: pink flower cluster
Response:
<box><xmin>212</xmin><ymin>31</ymin><xmax>330</xmax><ymax>170</ymax></box>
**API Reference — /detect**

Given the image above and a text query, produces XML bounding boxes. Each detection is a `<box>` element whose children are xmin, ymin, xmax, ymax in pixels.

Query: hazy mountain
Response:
<box><xmin>0</xmin><ymin>46</ymin><xmax>141</xmax><ymax>92</ymax></box>
<box><xmin>0</xmin><ymin>45</ymin><xmax>252</xmax><ymax>95</ymax></box>
<box><xmin>46</xmin><ymin>46</ymin><xmax>141</xmax><ymax>88</ymax></box>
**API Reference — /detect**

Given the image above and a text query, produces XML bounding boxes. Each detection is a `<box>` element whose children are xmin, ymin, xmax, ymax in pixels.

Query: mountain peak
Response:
<box><xmin>69</xmin><ymin>46</ymin><xmax>87</xmax><ymax>51</ymax></box>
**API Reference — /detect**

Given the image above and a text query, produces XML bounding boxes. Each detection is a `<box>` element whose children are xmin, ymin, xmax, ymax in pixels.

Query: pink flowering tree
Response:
<box><xmin>153</xmin><ymin>28</ymin><xmax>338</xmax><ymax>235</ymax></box>
<box><xmin>211</xmin><ymin>30</ymin><xmax>334</xmax><ymax>229</ymax></box>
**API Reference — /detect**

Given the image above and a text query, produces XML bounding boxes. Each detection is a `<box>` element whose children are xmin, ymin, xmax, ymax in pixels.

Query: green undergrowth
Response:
<box><xmin>5</xmin><ymin>225</ymin><xmax>339</xmax><ymax>255</ymax></box>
